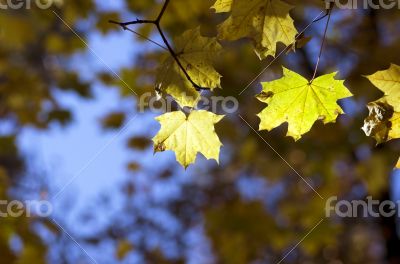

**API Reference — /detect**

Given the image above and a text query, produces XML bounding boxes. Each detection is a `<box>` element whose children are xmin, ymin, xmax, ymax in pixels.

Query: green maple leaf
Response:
<box><xmin>362</xmin><ymin>64</ymin><xmax>400</xmax><ymax>143</ymax></box>
<box><xmin>212</xmin><ymin>0</ymin><xmax>297</xmax><ymax>59</ymax></box>
<box><xmin>257</xmin><ymin>67</ymin><xmax>353</xmax><ymax>140</ymax></box>
<box><xmin>153</xmin><ymin>110</ymin><xmax>224</xmax><ymax>168</ymax></box>
<box><xmin>156</xmin><ymin>27</ymin><xmax>222</xmax><ymax>108</ymax></box>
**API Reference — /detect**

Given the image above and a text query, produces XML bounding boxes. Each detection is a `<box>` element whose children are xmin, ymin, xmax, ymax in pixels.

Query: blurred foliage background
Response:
<box><xmin>0</xmin><ymin>0</ymin><xmax>400</xmax><ymax>263</ymax></box>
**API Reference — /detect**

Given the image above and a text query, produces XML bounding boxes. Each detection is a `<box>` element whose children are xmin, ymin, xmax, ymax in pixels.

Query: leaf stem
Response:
<box><xmin>109</xmin><ymin>0</ymin><xmax>208</xmax><ymax>91</ymax></box>
<box><xmin>310</xmin><ymin>6</ymin><xmax>333</xmax><ymax>84</ymax></box>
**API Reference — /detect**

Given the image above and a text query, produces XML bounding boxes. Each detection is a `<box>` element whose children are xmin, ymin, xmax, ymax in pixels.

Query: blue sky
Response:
<box><xmin>18</xmin><ymin>1</ymin><xmax>144</xmax><ymax>226</ymax></box>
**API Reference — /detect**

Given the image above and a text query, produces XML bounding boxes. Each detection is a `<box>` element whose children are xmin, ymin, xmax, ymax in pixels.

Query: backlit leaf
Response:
<box><xmin>257</xmin><ymin>67</ymin><xmax>352</xmax><ymax>140</ymax></box>
<box><xmin>362</xmin><ymin>64</ymin><xmax>400</xmax><ymax>167</ymax></box>
<box><xmin>156</xmin><ymin>27</ymin><xmax>222</xmax><ymax>108</ymax></box>
<box><xmin>153</xmin><ymin>110</ymin><xmax>224</xmax><ymax>168</ymax></box>
<box><xmin>213</xmin><ymin>0</ymin><xmax>297</xmax><ymax>59</ymax></box>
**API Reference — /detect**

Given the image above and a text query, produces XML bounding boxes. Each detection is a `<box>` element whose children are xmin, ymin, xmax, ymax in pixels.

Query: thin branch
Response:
<box><xmin>108</xmin><ymin>22</ymin><xmax>168</xmax><ymax>51</ymax></box>
<box><xmin>156</xmin><ymin>0</ymin><xmax>170</xmax><ymax>22</ymax></box>
<box><xmin>312</xmin><ymin>8</ymin><xmax>330</xmax><ymax>23</ymax></box>
<box><xmin>310</xmin><ymin>7</ymin><xmax>333</xmax><ymax>83</ymax></box>
<box><xmin>109</xmin><ymin>0</ymin><xmax>209</xmax><ymax>91</ymax></box>
<box><xmin>109</xmin><ymin>19</ymin><xmax>156</xmax><ymax>27</ymax></box>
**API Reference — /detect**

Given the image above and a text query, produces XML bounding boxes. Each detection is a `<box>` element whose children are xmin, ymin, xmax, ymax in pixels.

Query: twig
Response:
<box><xmin>239</xmin><ymin>8</ymin><xmax>335</xmax><ymax>95</ymax></box>
<box><xmin>310</xmin><ymin>6</ymin><xmax>333</xmax><ymax>83</ymax></box>
<box><xmin>312</xmin><ymin>7</ymin><xmax>330</xmax><ymax>23</ymax></box>
<box><xmin>109</xmin><ymin>0</ymin><xmax>209</xmax><ymax>91</ymax></box>
<box><xmin>115</xmin><ymin>26</ymin><xmax>168</xmax><ymax>51</ymax></box>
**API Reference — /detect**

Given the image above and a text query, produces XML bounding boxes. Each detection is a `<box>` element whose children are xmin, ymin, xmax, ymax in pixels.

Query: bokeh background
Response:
<box><xmin>0</xmin><ymin>0</ymin><xmax>400</xmax><ymax>263</ymax></box>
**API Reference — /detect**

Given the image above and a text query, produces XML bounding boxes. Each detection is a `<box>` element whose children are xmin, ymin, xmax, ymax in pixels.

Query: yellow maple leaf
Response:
<box><xmin>156</xmin><ymin>27</ymin><xmax>222</xmax><ymax>108</ymax></box>
<box><xmin>362</xmin><ymin>64</ymin><xmax>400</xmax><ymax>168</ymax></box>
<box><xmin>257</xmin><ymin>67</ymin><xmax>352</xmax><ymax>140</ymax></box>
<box><xmin>366</xmin><ymin>64</ymin><xmax>400</xmax><ymax>108</ymax></box>
<box><xmin>153</xmin><ymin>110</ymin><xmax>224</xmax><ymax>168</ymax></box>
<box><xmin>212</xmin><ymin>0</ymin><xmax>297</xmax><ymax>59</ymax></box>
<box><xmin>363</xmin><ymin>64</ymin><xmax>400</xmax><ymax>142</ymax></box>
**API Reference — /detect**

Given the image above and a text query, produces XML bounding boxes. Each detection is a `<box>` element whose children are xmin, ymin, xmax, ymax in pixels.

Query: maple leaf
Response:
<box><xmin>156</xmin><ymin>27</ymin><xmax>222</xmax><ymax>108</ymax></box>
<box><xmin>257</xmin><ymin>67</ymin><xmax>353</xmax><ymax>140</ymax></box>
<box><xmin>365</xmin><ymin>64</ymin><xmax>400</xmax><ymax>106</ymax></box>
<box><xmin>212</xmin><ymin>0</ymin><xmax>297</xmax><ymax>59</ymax></box>
<box><xmin>153</xmin><ymin>110</ymin><xmax>224</xmax><ymax>168</ymax></box>
<box><xmin>362</xmin><ymin>64</ymin><xmax>400</xmax><ymax>167</ymax></box>
<box><xmin>362</xmin><ymin>64</ymin><xmax>400</xmax><ymax>143</ymax></box>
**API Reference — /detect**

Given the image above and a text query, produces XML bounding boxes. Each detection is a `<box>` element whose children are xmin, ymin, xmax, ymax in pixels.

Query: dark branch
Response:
<box><xmin>109</xmin><ymin>20</ymin><xmax>168</xmax><ymax>51</ymax></box>
<box><xmin>156</xmin><ymin>0</ymin><xmax>170</xmax><ymax>22</ymax></box>
<box><xmin>109</xmin><ymin>19</ymin><xmax>156</xmax><ymax>28</ymax></box>
<box><xmin>312</xmin><ymin>9</ymin><xmax>330</xmax><ymax>23</ymax></box>
<box><xmin>109</xmin><ymin>0</ymin><xmax>209</xmax><ymax>91</ymax></box>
